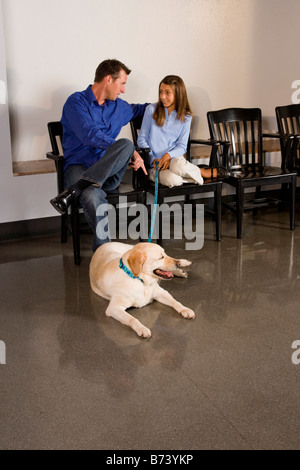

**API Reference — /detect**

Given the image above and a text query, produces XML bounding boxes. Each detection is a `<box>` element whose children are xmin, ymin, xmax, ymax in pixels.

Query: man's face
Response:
<box><xmin>106</xmin><ymin>69</ymin><xmax>128</xmax><ymax>101</ymax></box>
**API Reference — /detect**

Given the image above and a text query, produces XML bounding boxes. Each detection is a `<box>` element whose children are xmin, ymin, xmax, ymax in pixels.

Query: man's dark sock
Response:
<box><xmin>69</xmin><ymin>178</ymin><xmax>93</xmax><ymax>197</ymax></box>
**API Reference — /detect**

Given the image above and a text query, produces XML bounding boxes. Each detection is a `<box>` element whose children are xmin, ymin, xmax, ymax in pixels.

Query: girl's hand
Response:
<box><xmin>153</xmin><ymin>153</ymin><xmax>171</xmax><ymax>171</ymax></box>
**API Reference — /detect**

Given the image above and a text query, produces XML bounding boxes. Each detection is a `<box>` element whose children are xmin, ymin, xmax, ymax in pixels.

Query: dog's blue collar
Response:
<box><xmin>119</xmin><ymin>258</ymin><xmax>144</xmax><ymax>283</ymax></box>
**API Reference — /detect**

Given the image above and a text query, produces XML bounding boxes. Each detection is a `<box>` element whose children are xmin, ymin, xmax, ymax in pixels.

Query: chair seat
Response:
<box><xmin>147</xmin><ymin>179</ymin><xmax>222</xmax><ymax>193</ymax></box>
<box><xmin>227</xmin><ymin>165</ymin><xmax>296</xmax><ymax>180</ymax></box>
<box><xmin>294</xmin><ymin>164</ymin><xmax>300</xmax><ymax>174</ymax></box>
<box><xmin>115</xmin><ymin>182</ymin><xmax>143</xmax><ymax>194</ymax></box>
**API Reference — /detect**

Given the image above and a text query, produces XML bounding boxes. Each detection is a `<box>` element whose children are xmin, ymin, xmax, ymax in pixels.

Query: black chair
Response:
<box><xmin>276</xmin><ymin>104</ymin><xmax>300</xmax><ymax>176</ymax></box>
<box><xmin>47</xmin><ymin>121</ymin><xmax>146</xmax><ymax>265</ymax></box>
<box><xmin>130</xmin><ymin>115</ymin><xmax>224</xmax><ymax>243</ymax></box>
<box><xmin>207</xmin><ymin>107</ymin><xmax>297</xmax><ymax>238</ymax></box>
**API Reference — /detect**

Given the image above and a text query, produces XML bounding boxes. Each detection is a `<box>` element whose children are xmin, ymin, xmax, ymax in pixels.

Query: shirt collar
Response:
<box><xmin>85</xmin><ymin>85</ymin><xmax>98</xmax><ymax>105</ymax></box>
<box><xmin>164</xmin><ymin>107</ymin><xmax>177</xmax><ymax>119</ymax></box>
<box><xmin>85</xmin><ymin>86</ymin><xmax>116</xmax><ymax>108</ymax></box>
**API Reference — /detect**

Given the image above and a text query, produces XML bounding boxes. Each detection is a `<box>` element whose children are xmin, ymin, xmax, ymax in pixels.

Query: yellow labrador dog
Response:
<box><xmin>89</xmin><ymin>242</ymin><xmax>195</xmax><ymax>338</ymax></box>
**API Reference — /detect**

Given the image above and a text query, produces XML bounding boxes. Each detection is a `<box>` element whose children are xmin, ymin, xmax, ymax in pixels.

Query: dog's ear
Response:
<box><xmin>127</xmin><ymin>248</ymin><xmax>147</xmax><ymax>277</ymax></box>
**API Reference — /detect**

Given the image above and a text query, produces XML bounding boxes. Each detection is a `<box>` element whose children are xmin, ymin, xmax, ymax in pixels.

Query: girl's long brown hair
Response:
<box><xmin>153</xmin><ymin>75</ymin><xmax>192</xmax><ymax>127</ymax></box>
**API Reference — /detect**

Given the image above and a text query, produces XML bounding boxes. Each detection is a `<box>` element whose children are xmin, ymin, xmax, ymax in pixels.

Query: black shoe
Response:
<box><xmin>210</xmin><ymin>167</ymin><xmax>230</xmax><ymax>180</ymax></box>
<box><xmin>50</xmin><ymin>189</ymin><xmax>76</xmax><ymax>215</ymax></box>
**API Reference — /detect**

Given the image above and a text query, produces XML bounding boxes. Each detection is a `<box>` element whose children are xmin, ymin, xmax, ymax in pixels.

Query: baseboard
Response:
<box><xmin>0</xmin><ymin>187</ymin><xmax>298</xmax><ymax>243</ymax></box>
<box><xmin>0</xmin><ymin>216</ymin><xmax>61</xmax><ymax>242</ymax></box>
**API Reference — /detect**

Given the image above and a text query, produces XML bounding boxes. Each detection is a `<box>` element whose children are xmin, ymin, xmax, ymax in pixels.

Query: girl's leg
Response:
<box><xmin>149</xmin><ymin>168</ymin><xmax>184</xmax><ymax>188</ymax></box>
<box><xmin>170</xmin><ymin>156</ymin><xmax>204</xmax><ymax>185</ymax></box>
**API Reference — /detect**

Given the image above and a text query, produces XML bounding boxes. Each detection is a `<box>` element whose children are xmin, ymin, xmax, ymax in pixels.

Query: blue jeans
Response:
<box><xmin>64</xmin><ymin>138</ymin><xmax>135</xmax><ymax>251</ymax></box>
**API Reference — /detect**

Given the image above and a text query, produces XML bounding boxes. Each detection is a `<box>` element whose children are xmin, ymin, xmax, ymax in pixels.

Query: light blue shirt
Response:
<box><xmin>137</xmin><ymin>103</ymin><xmax>192</xmax><ymax>167</ymax></box>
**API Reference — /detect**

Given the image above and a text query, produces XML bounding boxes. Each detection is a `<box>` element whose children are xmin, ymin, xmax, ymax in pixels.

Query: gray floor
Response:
<box><xmin>0</xmin><ymin>205</ymin><xmax>300</xmax><ymax>450</ymax></box>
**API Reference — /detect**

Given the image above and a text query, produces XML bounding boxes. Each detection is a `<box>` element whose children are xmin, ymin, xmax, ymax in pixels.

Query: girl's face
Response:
<box><xmin>159</xmin><ymin>83</ymin><xmax>175</xmax><ymax>113</ymax></box>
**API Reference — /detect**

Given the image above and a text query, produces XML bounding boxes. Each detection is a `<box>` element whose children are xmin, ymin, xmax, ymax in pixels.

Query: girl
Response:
<box><xmin>137</xmin><ymin>75</ymin><xmax>221</xmax><ymax>188</ymax></box>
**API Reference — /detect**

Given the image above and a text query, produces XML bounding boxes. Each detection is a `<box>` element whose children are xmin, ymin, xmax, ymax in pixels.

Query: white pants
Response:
<box><xmin>149</xmin><ymin>156</ymin><xmax>204</xmax><ymax>188</ymax></box>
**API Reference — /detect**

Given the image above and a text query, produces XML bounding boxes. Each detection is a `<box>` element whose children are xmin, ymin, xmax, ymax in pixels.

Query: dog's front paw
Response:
<box><xmin>173</xmin><ymin>268</ymin><xmax>188</xmax><ymax>278</ymax></box>
<box><xmin>177</xmin><ymin>259</ymin><xmax>192</xmax><ymax>267</ymax></box>
<box><xmin>180</xmin><ymin>308</ymin><xmax>195</xmax><ymax>319</ymax></box>
<box><xmin>136</xmin><ymin>324</ymin><xmax>152</xmax><ymax>338</ymax></box>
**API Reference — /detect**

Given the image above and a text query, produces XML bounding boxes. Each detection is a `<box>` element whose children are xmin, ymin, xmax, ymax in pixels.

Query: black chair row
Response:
<box><xmin>47</xmin><ymin>105</ymin><xmax>299</xmax><ymax>265</ymax></box>
<box><xmin>131</xmin><ymin>107</ymin><xmax>297</xmax><ymax>240</ymax></box>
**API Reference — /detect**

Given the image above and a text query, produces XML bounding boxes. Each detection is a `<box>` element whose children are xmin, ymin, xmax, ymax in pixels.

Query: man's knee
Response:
<box><xmin>114</xmin><ymin>138</ymin><xmax>135</xmax><ymax>156</ymax></box>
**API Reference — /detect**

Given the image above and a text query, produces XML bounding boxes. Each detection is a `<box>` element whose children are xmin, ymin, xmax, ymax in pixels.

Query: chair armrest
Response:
<box><xmin>190</xmin><ymin>139</ymin><xmax>220</xmax><ymax>146</ymax></box>
<box><xmin>262</xmin><ymin>133</ymin><xmax>298</xmax><ymax>172</ymax></box>
<box><xmin>190</xmin><ymin>138</ymin><xmax>232</xmax><ymax>148</ymax></box>
<box><xmin>131</xmin><ymin>167</ymin><xmax>148</xmax><ymax>191</ymax></box>
<box><xmin>131</xmin><ymin>147</ymin><xmax>150</xmax><ymax>190</ymax></box>
<box><xmin>189</xmin><ymin>138</ymin><xmax>231</xmax><ymax>167</ymax></box>
<box><xmin>135</xmin><ymin>146</ymin><xmax>150</xmax><ymax>154</ymax></box>
<box><xmin>135</xmin><ymin>147</ymin><xmax>151</xmax><ymax>168</ymax></box>
<box><xmin>46</xmin><ymin>151</ymin><xmax>64</xmax><ymax>161</ymax></box>
<box><xmin>262</xmin><ymin>132</ymin><xmax>294</xmax><ymax>140</ymax></box>
<box><xmin>263</xmin><ymin>134</ymin><xmax>300</xmax><ymax>148</ymax></box>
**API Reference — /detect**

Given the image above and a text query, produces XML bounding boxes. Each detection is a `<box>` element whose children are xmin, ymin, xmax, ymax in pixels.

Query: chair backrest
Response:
<box><xmin>276</xmin><ymin>104</ymin><xmax>300</xmax><ymax>134</ymax></box>
<box><xmin>130</xmin><ymin>115</ymin><xmax>144</xmax><ymax>147</ymax></box>
<box><xmin>207</xmin><ymin>108</ymin><xmax>263</xmax><ymax>169</ymax></box>
<box><xmin>276</xmin><ymin>104</ymin><xmax>300</xmax><ymax>170</ymax></box>
<box><xmin>48</xmin><ymin>121</ymin><xmax>63</xmax><ymax>155</ymax></box>
<box><xmin>47</xmin><ymin>121</ymin><xmax>64</xmax><ymax>192</ymax></box>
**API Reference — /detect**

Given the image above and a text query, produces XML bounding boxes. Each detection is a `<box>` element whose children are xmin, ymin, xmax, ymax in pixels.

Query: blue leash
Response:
<box><xmin>148</xmin><ymin>161</ymin><xmax>159</xmax><ymax>243</ymax></box>
<box><xmin>119</xmin><ymin>161</ymin><xmax>159</xmax><ymax>283</ymax></box>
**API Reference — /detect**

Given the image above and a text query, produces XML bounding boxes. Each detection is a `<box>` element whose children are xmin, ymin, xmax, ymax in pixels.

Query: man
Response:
<box><xmin>50</xmin><ymin>59</ymin><xmax>148</xmax><ymax>251</ymax></box>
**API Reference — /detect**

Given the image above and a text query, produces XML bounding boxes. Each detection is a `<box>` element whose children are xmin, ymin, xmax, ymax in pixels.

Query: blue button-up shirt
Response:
<box><xmin>137</xmin><ymin>103</ymin><xmax>192</xmax><ymax>166</ymax></box>
<box><xmin>61</xmin><ymin>85</ymin><xmax>148</xmax><ymax>170</ymax></box>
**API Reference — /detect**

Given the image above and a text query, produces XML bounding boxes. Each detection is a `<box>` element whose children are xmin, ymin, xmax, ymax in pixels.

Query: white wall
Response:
<box><xmin>1</xmin><ymin>0</ymin><xmax>300</xmax><ymax>224</ymax></box>
<box><xmin>0</xmin><ymin>1</ymin><xmax>57</xmax><ymax>224</ymax></box>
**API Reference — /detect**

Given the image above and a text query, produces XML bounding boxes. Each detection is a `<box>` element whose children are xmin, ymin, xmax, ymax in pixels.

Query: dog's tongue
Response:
<box><xmin>156</xmin><ymin>269</ymin><xmax>174</xmax><ymax>278</ymax></box>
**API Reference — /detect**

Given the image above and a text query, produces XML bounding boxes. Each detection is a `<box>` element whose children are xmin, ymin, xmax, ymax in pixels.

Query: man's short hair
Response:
<box><xmin>94</xmin><ymin>59</ymin><xmax>131</xmax><ymax>82</ymax></box>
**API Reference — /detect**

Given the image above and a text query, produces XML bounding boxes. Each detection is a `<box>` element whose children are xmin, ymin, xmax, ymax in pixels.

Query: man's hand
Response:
<box><xmin>153</xmin><ymin>153</ymin><xmax>171</xmax><ymax>171</ymax></box>
<box><xmin>130</xmin><ymin>150</ymin><xmax>148</xmax><ymax>175</ymax></box>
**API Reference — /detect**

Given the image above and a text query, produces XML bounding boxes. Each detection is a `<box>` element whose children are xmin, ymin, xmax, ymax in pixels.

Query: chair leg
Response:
<box><xmin>71</xmin><ymin>204</ymin><xmax>81</xmax><ymax>265</ymax></box>
<box><xmin>61</xmin><ymin>213</ymin><xmax>68</xmax><ymax>243</ymax></box>
<box><xmin>137</xmin><ymin>191</ymin><xmax>147</xmax><ymax>242</ymax></box>
<box><xmin>255</xmin><ymin>185</ymin><xmax>262</xmax><ymax>200</ymax></box>
<box><xmin>215</xmin><ymin>184</ymin><xmax>222</xmax><ymax>242</ymax></box>
<box><xmin>290</xmin><ymin>175</ymin><xmax>297</xmax><ymax>230</ymax></box>
<box><xmin>236</xmin><ymin>183</ymin><xmax>244</xmax><ymax>239</ymax></box>
<box><xmin>158</xmin><ymin>212</ymin><xmax>163</xmax><ymax>246</ymax></box>
<box><xmin>137</xmin><ymin>191</ymin><xmax>146</xmax><ymax>206</ymax></box>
